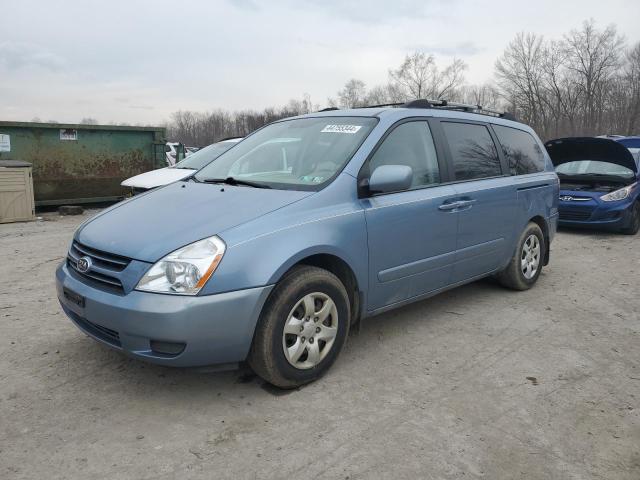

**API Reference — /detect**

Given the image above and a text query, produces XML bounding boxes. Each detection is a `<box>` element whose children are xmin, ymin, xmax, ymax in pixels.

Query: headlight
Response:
<box><xmin>600</xmin><ymin>183</ymin><xmax>635</xmax><ymax>202</ymax></box>
<box><xmin>136</xmin><ymin>236</ymin><xmax>226</xmax><ymax>295</ymax></box>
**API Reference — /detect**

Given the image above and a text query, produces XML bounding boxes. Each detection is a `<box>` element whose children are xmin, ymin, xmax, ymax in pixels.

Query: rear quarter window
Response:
<box><xmin>493</xmin><ymin>125</ymin><xmax>545</xmax><ymax>175</ymax></box>
<box><xmin>441</xmin><ymin>122</ymin><xmax>502</xmax><ymax>181</ymax></box>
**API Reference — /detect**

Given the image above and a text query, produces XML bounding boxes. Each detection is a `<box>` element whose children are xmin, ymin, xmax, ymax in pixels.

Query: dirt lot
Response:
<box><xmin>0</xmin><ymin>210</ymin><xmax>639</xmax><ymax>480</ymax></box>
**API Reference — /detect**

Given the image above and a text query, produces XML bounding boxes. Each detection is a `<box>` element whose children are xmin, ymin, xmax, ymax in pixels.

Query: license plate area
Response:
<box><xmin>63</xmin><ymin>287</ymin><xmax>85</xmax><ymax>308</ymax></box>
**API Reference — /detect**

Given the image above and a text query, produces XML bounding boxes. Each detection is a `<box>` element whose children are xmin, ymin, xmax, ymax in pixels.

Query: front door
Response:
<box><xmin>361</xmin><ymin>120</ymin><xmax>459</xmax><ymax>311</ymax></box>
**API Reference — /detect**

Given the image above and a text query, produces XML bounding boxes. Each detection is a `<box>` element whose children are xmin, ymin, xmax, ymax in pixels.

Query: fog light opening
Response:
<box><xmin>150</xmin><ymin>340</ymin><xmax>186</xmax><ymax>356</ymax></box>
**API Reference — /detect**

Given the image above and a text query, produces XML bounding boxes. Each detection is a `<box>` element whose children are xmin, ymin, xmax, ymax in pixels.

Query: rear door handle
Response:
<box><xmin>438</xmin><ymin>199</ymin><xmax>477</xmax><ymax>211</ymax></box>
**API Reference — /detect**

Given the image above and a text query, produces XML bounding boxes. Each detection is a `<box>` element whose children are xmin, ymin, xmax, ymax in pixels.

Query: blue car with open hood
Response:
<box><xmin>56</xmin><ymin>100</ymin><xmax>559</xmax><ymax>387</ymax></box>
<box><xmin>546</xmin><ymin>137</ymin><xmax>640</xmax><ymax>234</ymax></box>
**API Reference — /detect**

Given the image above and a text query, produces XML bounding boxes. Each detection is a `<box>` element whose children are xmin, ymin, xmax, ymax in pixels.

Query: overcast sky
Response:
<box><xmin>1</xmin><ymin>0</ymin><xmax>639</xmax><ymax>125</ymax></box>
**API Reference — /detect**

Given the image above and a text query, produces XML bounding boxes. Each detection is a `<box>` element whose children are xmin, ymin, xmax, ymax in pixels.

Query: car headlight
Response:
<box><xmin>136</xmin><ymin>236</ymin><xmax>226</xmax><ymax>295</ymax></box>
<box><xmin>600</xmin><ymin>183</ymin><xmax>635</xmax><ymax>202</ymax></box>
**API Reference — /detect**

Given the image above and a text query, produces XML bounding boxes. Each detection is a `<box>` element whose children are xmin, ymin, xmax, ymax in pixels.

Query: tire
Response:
<box><xmin>248</xmin><ymin>265</ymin><xmax>350</xmax><ymax>388</ymax></box>
<box><xmin>496</xmin><ymin>222</ymin><xmax>545</xmax><ymax>291</ymax></box>
<box><xmin>620</xmin><ymin>202</ymin><xmax>640</xmax><ymax>235</ymax></box>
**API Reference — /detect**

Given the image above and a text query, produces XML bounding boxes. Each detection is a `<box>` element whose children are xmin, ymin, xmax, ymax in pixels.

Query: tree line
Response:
<box><xmin>167</xmin><ymin>19</ymin><xmax>640</xmax><ymax>146</ymax></box>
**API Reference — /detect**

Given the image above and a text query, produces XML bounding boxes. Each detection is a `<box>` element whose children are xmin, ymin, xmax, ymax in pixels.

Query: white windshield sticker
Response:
<box><xmin>321</xmin><ymin>124</ymin><xmax>362</xmax><ymax>134</ymax></box>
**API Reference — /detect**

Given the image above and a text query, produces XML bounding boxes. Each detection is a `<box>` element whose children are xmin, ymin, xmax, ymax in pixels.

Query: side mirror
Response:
<box><xmin>368</xmin><ymin>165</ymin><xmax>413</xmax><ymax>194</ymax></box>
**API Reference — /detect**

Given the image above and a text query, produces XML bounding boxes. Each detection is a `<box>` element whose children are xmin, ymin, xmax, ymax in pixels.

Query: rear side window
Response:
<box><xmin>368</xmin><ymin>121</ymin><xmax>440</xmax><ymax>189</ymax></box>
<box><xmin>493</xmin><ymin>125</ymin><xmax>545</xmax><ymax>175</ymax></box>
<box><xmin>442</xmin><ymin>122</ymin><xmax>502</xmax><ymax>181</ymax></box>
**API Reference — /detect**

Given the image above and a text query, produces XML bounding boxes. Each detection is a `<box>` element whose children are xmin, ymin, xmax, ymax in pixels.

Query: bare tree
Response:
<box><xmin>389</xmin><ymin>52</ymin><xmax>467</xmax><ymax>101</ymax></box>
<box><xmin>434</xmin><ymin>58</ymin><xmax>467</xmax><ymax>99</ymax></box>
<box><xmin>389</xmin><ymin>52</ymin><xmax>434</xmax><ymax>99</ymax></box>
<box><xmin>364</xmin><ymin>83</ymin><xmax>406</xmax><ymax>105</ymax></box>
<box><xmin>166</xmin><ymin>97</ymin><xmax>314</xmax><ymax>146</ymax></box>
<box><xmin>624</xmin><ymin>42</ymin><xmax>640</xmax><ymax>134</ymax></box>
<box><xmin>495</xmin><ymin>33</ymin><xmax>549</xmax><ymax>135</ymax></box>
<box><xmin>563</xmin><ymin>20</ymin><xmax>624</xmax><ymax>134</ymax></box>
<box><xmin>494</xmin><ymin>21</ymin><xmax>638</xmax><ymax>140</ymax></box>
<box><xmin>338</xmin><ymin>79</ymin><xmax>367</xmax><ymax>108</ymax></box>
<box><xmin>541</xmin><ymin>40</ymin><xmax>581</xmax><ymax>137</ymax></box>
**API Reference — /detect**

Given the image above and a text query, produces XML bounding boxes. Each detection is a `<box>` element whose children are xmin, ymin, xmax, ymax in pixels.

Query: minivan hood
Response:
<box><xmin>77</xmin><ymin>181</ymin><xmax>312</xmax><ymax>262</ymax></box>
<box><xmin>545</xmin><ymin>137</ymin><xmax>638</xmax><ymax>173</ymax></box>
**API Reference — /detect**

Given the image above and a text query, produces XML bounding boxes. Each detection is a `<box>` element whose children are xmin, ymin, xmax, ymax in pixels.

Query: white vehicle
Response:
<box><xmin>122</xmin><ymin>138</ymin><xmax>242</xmax><ymax>194</ymax></box>
<box><xmin>165</xmin><ymin>142</ymin><xmax>181</xmax><ymax>166</ymax></box>
<box><xmin>165</xmin><ymin>143</ymin><xmax>200</xmax><ymax>166</ymax></box>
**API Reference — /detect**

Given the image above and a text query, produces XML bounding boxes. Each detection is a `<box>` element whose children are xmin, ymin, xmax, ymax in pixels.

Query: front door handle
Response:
<box><xmin>438</xmin><ymin>202</ymin><xmax>460</xmax><ymax>211</ymax></box>
<box><xmin>455</xmin><ymin>199</ymin><xmax>476</xmax><ymax>209</ymax></box>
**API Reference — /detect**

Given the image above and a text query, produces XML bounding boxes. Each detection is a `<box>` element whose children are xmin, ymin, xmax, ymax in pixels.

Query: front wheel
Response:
<box><xmin>496</xmin><ymin>222</ymin><xmax>546</xmax><ymax>291</ymax></box>
<box><xmin>248</xmin><ymin>265</ymin><xmax>350</xmax><ymax>388</ymax></box>
<box><xmin>620</xmin><ymin>202</ymin><xmax>640</xmax><ymax>235</ymax></box>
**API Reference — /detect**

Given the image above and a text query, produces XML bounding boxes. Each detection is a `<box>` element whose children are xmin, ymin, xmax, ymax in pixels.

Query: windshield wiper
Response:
<box><xmin>199</xmin><ymin>177</ymin><xmax>271</xmax><ymax>188</ymax></box>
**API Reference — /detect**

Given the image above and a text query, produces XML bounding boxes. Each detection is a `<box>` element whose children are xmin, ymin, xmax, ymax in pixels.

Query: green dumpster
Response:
<box><xmin>0</xmin><ymin>121</ymin><xmax>166</xmax><ymax>206</ymax></box>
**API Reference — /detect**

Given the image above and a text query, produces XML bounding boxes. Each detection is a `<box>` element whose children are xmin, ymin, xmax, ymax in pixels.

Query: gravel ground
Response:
<box><xmin>1</xmin><ymin>210</ymin><xmax>639</xmax><ymax>480</ymax></box>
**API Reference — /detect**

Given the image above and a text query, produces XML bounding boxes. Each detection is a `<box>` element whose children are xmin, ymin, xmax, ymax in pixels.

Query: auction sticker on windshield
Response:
<box><xmin>321</xmin><ymin>125</ymin><xmax>362</xmax><ymax>134</ymax></box>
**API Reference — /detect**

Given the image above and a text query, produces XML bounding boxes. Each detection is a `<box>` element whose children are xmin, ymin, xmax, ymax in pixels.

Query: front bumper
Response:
<box><xmin>558</xmin><ymin>195</ymin><xmax>636</xmax><ymax>231</ymax></box>
<box><xmin>56</xmin><ymin>262</ymin><xmax>273</xmax><ymax>367</ymax></box>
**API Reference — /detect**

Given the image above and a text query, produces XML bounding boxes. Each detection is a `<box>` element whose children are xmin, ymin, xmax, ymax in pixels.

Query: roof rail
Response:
<box><xmin>406</xmin><ymin>99</ymin><xmax>519</xmax><ymax>121</ymax></box>
<box><xmin>357</xmin><ymin>102</ymin><xmax>405</xmax><ymax>109</ymax></box>
<box><xmin>316</xmin><ymin>98</ymin><xmax>518</xmax><ymax>122</ymax></box>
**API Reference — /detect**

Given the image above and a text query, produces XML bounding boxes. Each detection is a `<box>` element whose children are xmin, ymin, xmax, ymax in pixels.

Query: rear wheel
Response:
<box><xmin>496</xmin><ymin>222</ymin><xmax>545</xmax><ymax>291</ymax></box>
<box><xmin>248</xmin><ymin>265</ymin><xmax>350</xmax><ymax>388</ymax></box>
<box><xmin>620</xmin><ymin>202</ymin><xmax>640</xmax><ymax>235</ymax></box>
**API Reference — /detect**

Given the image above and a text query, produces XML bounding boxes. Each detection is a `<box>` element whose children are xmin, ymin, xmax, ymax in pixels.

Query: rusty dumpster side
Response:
<box><xmin>0</xmin><ymin>121</ymin><xmax>166</xmax><ymax>206</ymax></box>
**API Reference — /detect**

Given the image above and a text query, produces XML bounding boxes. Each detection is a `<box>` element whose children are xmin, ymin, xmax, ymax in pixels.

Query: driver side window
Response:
<box><xmin>368</xmin><ymin>121</ymin><xmax>440</xmax><ymax>189</ymax></box>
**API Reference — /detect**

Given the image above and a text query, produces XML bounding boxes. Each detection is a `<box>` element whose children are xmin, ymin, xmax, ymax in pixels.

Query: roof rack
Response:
<box><xmin>317</xmin><ymin>99</ymin><xmax>518</xmax><ymax>122</ymax></box>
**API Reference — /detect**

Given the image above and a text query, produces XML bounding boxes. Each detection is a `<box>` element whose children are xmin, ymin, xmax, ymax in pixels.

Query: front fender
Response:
<box><xmin>199</xmin><ymin>208</ymin><xmax>369</xmax><ymax>297</ymax></box>
<box><xmin>266</xmin><ymin>243</ymin><xmax>363</xmax><ymax>286</ymax></box>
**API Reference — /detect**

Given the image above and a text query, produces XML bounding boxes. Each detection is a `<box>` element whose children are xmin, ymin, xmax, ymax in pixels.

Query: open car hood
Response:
<box><xmin>545</xmin><ymin>137</ymin><xmax>637</xmax><ymax>173</ymax></box>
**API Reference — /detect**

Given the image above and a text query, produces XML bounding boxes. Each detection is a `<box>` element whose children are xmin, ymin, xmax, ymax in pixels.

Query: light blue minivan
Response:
<box><xmin>56</xmin><ymin>100</ymin><xmax>559</xmax><ymax>387</ymax></box>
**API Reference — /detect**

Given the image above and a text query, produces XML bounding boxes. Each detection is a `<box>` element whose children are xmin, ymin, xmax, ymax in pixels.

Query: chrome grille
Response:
<box><xmin>70</xmin><ymin>241</ymin><xmax>129</xmax><ymax>271</ymax></box>
<box><xmin>67</xmin><ymin>241</ymin><xmax>130</xmax><ymax>293</ymax></box>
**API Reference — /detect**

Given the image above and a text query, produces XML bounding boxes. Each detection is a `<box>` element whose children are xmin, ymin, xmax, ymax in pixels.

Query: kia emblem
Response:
<box><xmin>77</xmin><ymin>256</ymin><xmax>92</xmax><ymax>273</ymax></box>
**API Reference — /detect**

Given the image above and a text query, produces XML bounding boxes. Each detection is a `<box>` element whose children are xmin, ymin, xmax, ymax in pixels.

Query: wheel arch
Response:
<box><xmin>269</xmin><ymin>249</ymin><xmax>363</xmax><ymax>324</ymax></box>
<box><xmin>529</xmin><ymin>215</ymin><xmax>550</xmax><ymax>265</ymax></box>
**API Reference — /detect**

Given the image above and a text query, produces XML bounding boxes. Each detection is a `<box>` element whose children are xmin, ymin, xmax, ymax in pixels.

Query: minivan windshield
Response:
<box><xmin>555</xmin><ymin>160</ymin><xmax>635</xmax><ymax>178</ymax></box>
<box><xmin>194</xmin><ymin>117</ymin><xmax>377</xmax><ymax>190</ymax></box>
<box><xmin>173</xmin><ymin>141</ymin><xmax>238</xmax><ymax>170</ymax></box>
